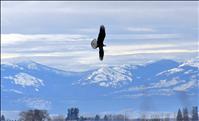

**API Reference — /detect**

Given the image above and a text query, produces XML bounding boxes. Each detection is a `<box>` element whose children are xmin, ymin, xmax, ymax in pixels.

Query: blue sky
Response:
<box><xmin>1</xmin><ymin>1</ymin><xmax>198</xmax><ymax>72</ymax></box>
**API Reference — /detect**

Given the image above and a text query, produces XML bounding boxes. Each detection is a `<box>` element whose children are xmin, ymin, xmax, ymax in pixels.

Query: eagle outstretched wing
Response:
<box><xmin>97</xmin><ymin>25</ymin><xmax>106</xmax><ymax>46</ymax></box>
<box><xmin>99</xmin><ymin>47</ymin><xmax>104</xmax><ymax>61</ymax></box>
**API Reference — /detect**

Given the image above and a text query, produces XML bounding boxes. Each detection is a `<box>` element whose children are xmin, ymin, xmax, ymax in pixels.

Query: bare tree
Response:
<box><xmin>19</xmin><ymin>109</ymin><xmax>51</xmax><ymax>121</ymax></box>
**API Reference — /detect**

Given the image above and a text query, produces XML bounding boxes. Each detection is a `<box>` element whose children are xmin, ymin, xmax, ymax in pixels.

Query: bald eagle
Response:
<box><xmin>91</xmin><ymin>25</ymin><xmax>106</xmax><ymax>61</ymax></box>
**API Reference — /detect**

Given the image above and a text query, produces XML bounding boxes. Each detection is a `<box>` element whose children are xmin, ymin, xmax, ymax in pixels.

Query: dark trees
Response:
<box><xmin>67</xmin><ymin>108</ymin><xmax>79</xmax><ymax>120</ymax></box>
<box><xmin>1</xmin><ymin>115</ymin><xmax>5</xmax><ymax>121</ymax></box>
<box><xmin>19</xmin><ymin>109</ymin><xmax>50</xmax><ymax>121</ymax></box>
<box><xmin>95</xmin><ymin>115</ymin><xmax>100</xmax><ymax>121</ymax></box>
<box><xmin>192</xmin><ymin>106</ymin><xmax>198</xmax><ymax>121</ymax></box>
<box><xmin>103</xmin><ymin>115</ymin><xmax>108</xmax><ymax>121</ymax></box>
<box><xmin>177</xmin><ymin>109</ymin><xmax>183</xmax><ymax>121</ymax></box>
<box><xmin>183</xmin><ymin>108</ymin><xmax>189</xmax><ymax>121</ymax></box>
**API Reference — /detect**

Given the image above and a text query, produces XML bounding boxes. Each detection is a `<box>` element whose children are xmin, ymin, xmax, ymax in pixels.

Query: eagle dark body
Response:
<box><xmin>97</xmin><ymin>25</ymin><xmax>106</xmax><ymax>60</ymax></box>
<box><xmin>97</xmin><ymin>25</ymin><xmax>106</xmax><ymax>47</ymax></box>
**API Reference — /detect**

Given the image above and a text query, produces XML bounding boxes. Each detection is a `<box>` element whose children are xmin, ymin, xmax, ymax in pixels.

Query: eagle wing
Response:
<box><xmin>97</xmin><ymin>25</ymin><xmax>106</xmax><ymax>46</ymax></box>
<box><xmin>99</xmin><ymin>47</ymin><xmax>104</xmax><ymax>61</ymax></box>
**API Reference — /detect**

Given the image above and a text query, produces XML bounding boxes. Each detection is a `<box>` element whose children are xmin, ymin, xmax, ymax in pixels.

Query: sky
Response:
<box><xmin>1</xmin><ymin>1</ymin><xmax>198</xmax><ymax>72</ymax></box>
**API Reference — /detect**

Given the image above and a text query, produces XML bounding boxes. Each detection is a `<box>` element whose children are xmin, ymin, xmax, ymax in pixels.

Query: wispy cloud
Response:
<box><xmin>1</xmin><ymin>33</ymin><xmax>198</xmax><ymax>71</ymax></box>
<box><xmin>108</xmin><ymin>34</ymin><xmax>180</xmax><ymax>40</ymax></box>
<box><xmin>127</xmin><ymin>27</ymin><xmax>156</xmax><ymax>32</ymax></box>
<box><xmin>1</xmin><ymin>1</ymin><xmax>198</xmax><ymax>71</ymax></box>
<box><xmin>1</xmin><ymin>34</ymin><xmax>89</xmax><ymax>45</ymax></box>
<box><xmin>2</xmin><ymin>89</ymin><xmax>23</xmax><ymax>94</ymax></box>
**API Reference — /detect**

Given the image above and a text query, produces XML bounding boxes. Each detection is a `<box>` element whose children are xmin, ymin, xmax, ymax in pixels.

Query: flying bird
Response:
<box><xmin>91</xmin><ymin>25</ymin><xmax>106</xmax><ymax>61</ymax></box>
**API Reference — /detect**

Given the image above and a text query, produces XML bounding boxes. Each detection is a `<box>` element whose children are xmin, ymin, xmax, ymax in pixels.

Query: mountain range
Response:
<box><xmin>1</xmin><ymin>58</ymin><xmax>198</xmax><ymax>117</ymax></box>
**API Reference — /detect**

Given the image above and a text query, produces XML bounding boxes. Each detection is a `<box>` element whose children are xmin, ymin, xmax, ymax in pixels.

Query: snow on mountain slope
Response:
<box><xmin>156</xmin><ymin>58</ymin><xmax>198</xmax><ymax>77</ymax></box>
<box><xmin>109</xmin><ymin>59</ymin><xmax>199</xmax><ymax>98</ymax></box>
<box><xmin>179</xmin><ymin>57</ymin><xmax>199</xmax><ymax>68</ymax></box>
<box><xmin>3</xmin><ymin>72</ymin><xmax>44</xmax><ymax>88</ymax></box>
<box><xmin>77</xmin><ymin>65</ymin><xmax>133</xmax><ymax>88</ymax></box>
<box><xmin>1</xmin><ymin>60</ymin><xmax>81</xmax><ymax>94</ymax></box>
<box><xmin>1</xmin><ymin>59</ymin><xmax>198</xmax><ymax>114</ymax></box>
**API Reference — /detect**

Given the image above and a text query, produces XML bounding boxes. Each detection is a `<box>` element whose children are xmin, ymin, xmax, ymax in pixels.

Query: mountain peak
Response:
<box><xmin>77</xmin><ymin>65</ymin><xmax>133</xmax><ymax>88</ymax></box>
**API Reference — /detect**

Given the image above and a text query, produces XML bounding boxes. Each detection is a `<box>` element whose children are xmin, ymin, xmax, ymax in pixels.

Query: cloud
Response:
<box><xmin>2</xmin><ymin>1</ymin><xmax>197</xmax><ymax>34</ymax></box>
<box><xmin>2</xmin><ymin>89</ymin><xmax>23</xmax><ymax>94</ymax></box>
<box><xmin>108</xmin><ymin>34</ymin><xmax>180</xmax><ymax>40</ymax></box>
<box><xmin>2</xmin><ymin>33</ymin><xmax>196</xmax><ymax>57</ymax></box>
<box><xmin>1</xmin><ymin>33</ymin><xmax>182</xmax><ymax>46</ymax></box>
<box><xmin>1</xmin><ymin>33</ymin><xmax>198</xmax><ymax>72</ymax></box>
<box><xmin>1</xmin><ymin>34</ymin><xmax>89</xmax><ymax>45</ymax></box>
<box><xmin>1</xmin><ymin>53</ymin><xmax>20</xmax><ymax>59</ymax></box>
<box><xmin>78</xmin><ymin>28</ymin><xmax>99</xmax><ymax>33</ymax></box>
<box><xmin>1</xmin><ymin>1</ymin><xmax>198</xmax><ymax>72</ymax></box>
<box><xmin>126</xmin><ymin>27</ymin><xmax>156</xmax><ymax>32</ymax></box>
<box><xmin>106</xmin><ymin>49</ymin><xmax>197</xmax><ymax>56</ymax></box>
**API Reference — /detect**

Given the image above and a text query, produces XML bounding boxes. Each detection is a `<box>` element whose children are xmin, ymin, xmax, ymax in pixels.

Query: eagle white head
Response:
<box><xmin>91</xmin><ymin>38</ymin><xmax>98</xmax><ymax>49</ymax></box>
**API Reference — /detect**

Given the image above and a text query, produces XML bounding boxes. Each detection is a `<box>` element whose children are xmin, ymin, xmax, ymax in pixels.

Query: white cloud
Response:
<box><xmin>1</xmin><ymin>53</ymin><xmax>21</xmax><ymax>59</ymax></box>
<box><xmin>2</xmin><ymin>89</ymin><xmax>23</xmax><ymax>94</ymax></box>
<box><xmin>106</xmin><ymin>47</ymin><xmax>198</xmax><ymax>56</ymax></box>
<box><xmin>78</xmin><ymin>28</ymin><xmax>99</xmax><ymax>33</ymax></box>
<box><xmin>108</xmin><ymin>34</ymin><xmax>180</xmax><ymax>40</ymax></box>
<box><xmin>1</xmin><ymin>1</ymin><xmax>198</xmax><ymax>72</ymax></box>
<box><xmin>1</xmin><ymin>34</ymin><xmax>89</xmax><ymax>45</ymax></box>
<box><xmin>2</xmin><ymin>33</ymin><xmax>197</xmax><ymax>63</ymax></box>
<box><xmin>127</xmin><ymin>27</ymin><xmax>156</xmax><ymax>32</ymax></box>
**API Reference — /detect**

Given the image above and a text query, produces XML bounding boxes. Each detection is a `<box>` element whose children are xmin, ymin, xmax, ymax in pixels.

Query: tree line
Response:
<box><xmin>176</xmin><ymin>106</ymin><xmax>198</xmax><ymax>121</ymax></box>
<box><xmin>1</xmin><ymin>106</ymin><xmax>198</xmax><ymax>121</ymax></box>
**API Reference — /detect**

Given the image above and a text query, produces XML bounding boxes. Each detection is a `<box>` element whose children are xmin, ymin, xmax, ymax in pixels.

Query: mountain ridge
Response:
<box><xmin>1</xmin><ymin>58</ymin><xmax>198</xmax><ymax>114</ymax></box>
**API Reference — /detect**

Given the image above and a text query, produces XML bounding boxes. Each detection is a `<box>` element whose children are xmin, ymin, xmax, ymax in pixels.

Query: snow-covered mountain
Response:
<box><xmin>1</xmin><ymin>59</ymin><xmax>198</xmax><ymax>115</ymax></box>
<box><xmin>76</xmin><ymin>65</ymin><xmax>133</xmax><ymax>88</ymax></box>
